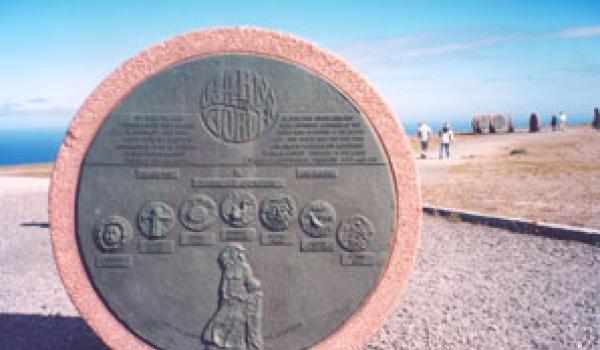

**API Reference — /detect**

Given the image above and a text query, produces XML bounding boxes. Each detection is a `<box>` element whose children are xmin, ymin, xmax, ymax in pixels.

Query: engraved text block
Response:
<box><xmin>95</xmin><ymin>254</ymin><xmax>132</xmax><ymax>268</ymax></box>
<box><xmin>138</xmin><ymin>240</ymin><xmax>175</xmax><ymax>254</ymax></box>
<box><xmin>260</xmin><ymin>232</ymin><xmax>295</xmax><ymax>246</ymax></box>
<box><xmin>220</xmin><ymin>228</ymin><xmax>256</xmax><ymax>242</ymax></box>
<box><xmin>300</xmin><ymin>240</ymin><xmax>335</xmax><ymax>252</ymax></box>
<box><xmin>180</xmin><ymin>232</ymin><xmax>216</xmax><ymax>246</ymax></box>
<box><xmin>341</xmin><ymin>252</ymin><xmax>375</xmax><ymax>266</ymax></box>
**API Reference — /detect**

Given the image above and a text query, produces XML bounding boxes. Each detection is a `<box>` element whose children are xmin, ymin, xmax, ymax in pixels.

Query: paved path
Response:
<box><xmin>0</xmin><ymin>177</ymin><xmax>598</xmax><ymax>349</ymax></box>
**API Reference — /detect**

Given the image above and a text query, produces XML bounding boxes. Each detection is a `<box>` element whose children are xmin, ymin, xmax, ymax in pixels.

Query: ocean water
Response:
<box><xmin>0</xmin><ymin>128</ymin><xmax>65</xmax><ymax>166</ymax></box>
<box><xmin>0</xmin><ymin>114</ymin><xmax>594</xmax><ymax>166</ymax></box>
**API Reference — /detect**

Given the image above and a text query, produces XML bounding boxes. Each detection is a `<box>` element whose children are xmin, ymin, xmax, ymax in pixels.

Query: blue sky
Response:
<box><xmin>1</xmin><ymin>0</ymin><xmax>599</xmax><ymax>129</ymax></box>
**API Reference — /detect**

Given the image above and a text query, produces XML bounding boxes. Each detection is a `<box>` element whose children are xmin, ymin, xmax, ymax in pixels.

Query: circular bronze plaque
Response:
<box><xmin>75</xmin><ymin>54</ymin><xmax>396</xmax><ymax>350</ymax></box>
<box><xmin>50</xmin><ymin>27</ymin><xmax>421</xmax><ymax>350</ymax></box>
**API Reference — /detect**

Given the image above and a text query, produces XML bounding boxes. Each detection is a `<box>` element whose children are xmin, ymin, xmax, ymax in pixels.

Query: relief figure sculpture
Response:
<box><xmin>202</xmin><ymin>244</ymin><xmax>262</xmax><ymax>350</ymax></box>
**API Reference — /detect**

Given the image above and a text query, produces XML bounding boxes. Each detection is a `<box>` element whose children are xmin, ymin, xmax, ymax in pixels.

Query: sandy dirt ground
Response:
<box><xmin>0</xmin><ymin>162</ymin><xmax>53</xmax><ymax>178</ymax></box>
<box><xmin>0</xmin><ymin>176</ymin><xmax>598</xmax><ymax>349</ymax></box>
<box><xmin>412</xmin><ymin>125</ymin><xmax>600</xmax><ymax>229</ymax></box>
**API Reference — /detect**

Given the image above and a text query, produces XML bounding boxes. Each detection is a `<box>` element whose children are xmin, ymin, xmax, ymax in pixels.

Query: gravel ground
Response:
<box><xmin>0</xmin><ymin>176</ymin><xmax>598</xmax><ymax>349</ymax></box>
<box><xmin>0</xmin><ymin>177</ymin><xmax>106</xmax><ymax>349</ymax></box>
<box><xmin>368</xmin><ymin>219</ymin><xmax>600</xmax><ymax>350</ymax></box>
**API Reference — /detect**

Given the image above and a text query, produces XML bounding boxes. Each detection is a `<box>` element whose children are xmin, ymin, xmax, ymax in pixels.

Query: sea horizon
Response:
<box><xmin>0</xmin><ymin>113</ymin><xmax>595</xmax><ymax>166</ymax></box>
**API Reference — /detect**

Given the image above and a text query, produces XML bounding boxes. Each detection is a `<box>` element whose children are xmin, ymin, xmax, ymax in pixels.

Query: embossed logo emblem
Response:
<box><xmin>199</xmin><ymin>70</ymin><xmax>278</xmax><ymax>143</ymax></box>
<box><xmin>137</xmin><ymin>201</ymin><xmax>175</xmax><ymax>239</ymax></box>
<box><xmin>299</xmin><ymin>200</ymin><xmax>336</xmax><ymax>238</ymax></box>
<box><xmin>179</xmin><ymin>194</ymin><xmax>217</xmax><ymax>231</ymax></box>
<box><xmin>95</xmin><ymin>216</ymin><xmax>132</xmax><ymax>252</ymax></box>
<box><xmin>220</xmin><ymin>191</ymin><xmax>257</xmax><ymax>228</ymax></box>
<box><xmin>260</xmin><ymin>194</ymin><xmax>296</xmax><ymax>232</ymax></box>
<box><xmin>337</xmin><ymin>214</ymin><xmax>375</xmax><ymax>252</ymax></box>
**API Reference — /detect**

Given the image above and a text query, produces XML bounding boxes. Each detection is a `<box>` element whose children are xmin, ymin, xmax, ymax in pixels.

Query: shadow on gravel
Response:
<box><xmin>0</xmin><ymin>313</ymin><xmax>107</xmax><ymax>349</ymax></box>
<box><xmin>20</xmin><ymin>221</ymin><xmax>50</xmax><ymax>228</ymax></box>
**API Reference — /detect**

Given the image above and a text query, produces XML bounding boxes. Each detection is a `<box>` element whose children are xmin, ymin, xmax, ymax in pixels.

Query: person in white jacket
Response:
<box><xmin>416</xmin><ymin>122</ymin><xmax>433</xmax><ymax>159</ymax></box>
<box><xmin>559</xmin><ymin>111</ymin><xmax>567</xmax><ymax>130</ymax></box>
<box><xmin>439</xmin><ymin>122</ymin><xmax>454</xmax><ymax>159</ymax></box>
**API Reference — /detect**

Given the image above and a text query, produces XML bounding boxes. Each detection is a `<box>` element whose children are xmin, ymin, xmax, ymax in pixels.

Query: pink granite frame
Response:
<box><xmin>49</xmin><ymin>27</ymin><xmax>422</xmax><ymax>350</ymax></box>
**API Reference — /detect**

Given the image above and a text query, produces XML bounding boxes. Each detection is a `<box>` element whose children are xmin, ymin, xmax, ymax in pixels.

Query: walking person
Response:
<box><xmin>439</xmin><ymin>122</ymin><xmax>454</xmax><ymax>159</ymax></box>
<box><xmin>416</xmin><ymin>122</ymin><xmax>432</xmax><ymax>159</ymax></box>
<box><xmin>551</xmin><ymin>115</ymin><xmax>558</xmax><ymax>131</ymax></box>
<box><xmin>559</xmin><ymin>111</ymin><xmax>567</xmax><ymax>130</ymax></box>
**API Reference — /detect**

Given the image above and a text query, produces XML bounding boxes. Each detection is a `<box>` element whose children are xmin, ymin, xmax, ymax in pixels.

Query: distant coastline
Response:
<box><xmin>0</xmin><ymin>114</ymin><xmax>595</xmax><ymax>166</ymax></box>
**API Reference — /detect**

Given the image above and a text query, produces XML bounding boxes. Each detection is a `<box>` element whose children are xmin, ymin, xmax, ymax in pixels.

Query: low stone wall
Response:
<box><xmin>423</xmin><ymin>205</ymin><xmax>600</xmax><ymax>245</ymax></box>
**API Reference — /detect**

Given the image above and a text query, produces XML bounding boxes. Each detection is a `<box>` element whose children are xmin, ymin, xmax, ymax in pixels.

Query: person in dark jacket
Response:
<box><xmin>438</xmin><ymin>122</ymin><xmax>454</xmax><ymax>159</ymax></box>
